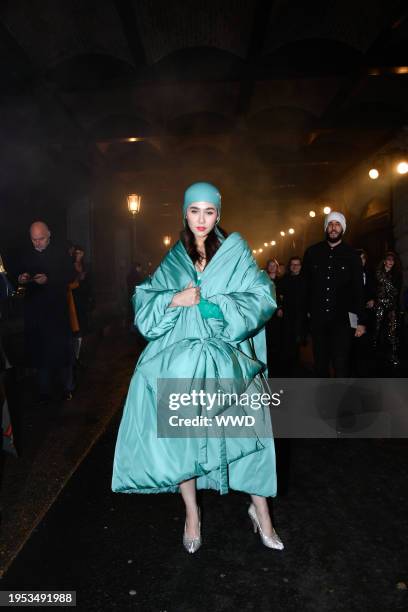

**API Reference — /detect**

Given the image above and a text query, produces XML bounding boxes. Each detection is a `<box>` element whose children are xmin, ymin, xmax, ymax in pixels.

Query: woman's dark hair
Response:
<box><xmin>265</xmin><ymin>258</ymin><xmax>279</xmax><ymax>271</ymax></box>
<box><xmin>265</xmin><ymin>259</ymin><xmax>280</xmax><ymax>280</ymax></box>
<box><xmin>180</xmin><ymin>224</ymin><xmax>228</xmax><ymax>266</ymax></box>
<box><xmin>377</xmin><ymin>250</ymin><xmax>402</xmax><ymax>285</ymax></box>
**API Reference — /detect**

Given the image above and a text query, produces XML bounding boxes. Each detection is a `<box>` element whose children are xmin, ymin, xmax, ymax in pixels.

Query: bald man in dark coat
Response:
<box><xmin>18</xmin><ymin>222</ymin><xmax>76</xmax><ymax>402</ymax></box>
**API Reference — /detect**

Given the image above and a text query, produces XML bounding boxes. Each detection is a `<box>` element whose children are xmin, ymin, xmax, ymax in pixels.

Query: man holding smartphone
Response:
<box><xmin>18</xmin><ymin>222</ymin><xmax>76</xmax><ymax>403</ymax></box>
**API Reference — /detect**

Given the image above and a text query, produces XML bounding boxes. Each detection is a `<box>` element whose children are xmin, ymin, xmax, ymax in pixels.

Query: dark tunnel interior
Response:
<box><xmin>1</xmin><ymin>2</ymin><xmax>408</xmax><ymax>610</ymax></box>
<box><xmin>0</xmin><ymin>0</ymin><xmax>407</xmax><ymax>306</ymax></box>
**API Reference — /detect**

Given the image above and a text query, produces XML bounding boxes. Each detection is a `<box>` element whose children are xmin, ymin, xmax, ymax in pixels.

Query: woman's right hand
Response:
<box><xmin>170</xmin><ymin>281</ymin><xmax>200</xmax><ymax>307</ymax></box>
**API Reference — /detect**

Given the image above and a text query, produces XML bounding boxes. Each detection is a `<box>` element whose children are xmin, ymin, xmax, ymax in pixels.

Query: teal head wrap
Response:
<box><xmin>183</xmin><ymin>182</ymin><xmax>224</xmax><ymax>242</ymax></box>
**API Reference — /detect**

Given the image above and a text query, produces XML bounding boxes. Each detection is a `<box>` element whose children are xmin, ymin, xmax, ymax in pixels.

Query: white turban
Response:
<box><xmin>324</xmin><ymin>211</ymin><xmax>346</xmax><ymax>234</ymax></box>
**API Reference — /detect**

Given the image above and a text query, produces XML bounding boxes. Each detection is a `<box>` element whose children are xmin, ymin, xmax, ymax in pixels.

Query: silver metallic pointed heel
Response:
<box><xmin>248</xmin><ymin>503</ymin><xmax>284</xmax><ymax>550</ymax></box>
<box><xmin>183</xmin><ymin>506</ymin><xmax>202</xmax><ymax>554</ymax></box>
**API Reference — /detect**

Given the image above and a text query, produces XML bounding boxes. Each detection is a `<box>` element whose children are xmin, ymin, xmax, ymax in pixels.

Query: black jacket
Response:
<box><xmin>301</xmin><ymin>240</ymin><xmax>366</xmax><ymax>326</ymax></box>
<box><xmin>363</xmin><ymin>266</ymin><xmax>376</xmax><ymax>304</ymax></box>
<box><xmin>19</xmin><ymin>243</ymin><xmax>76</xmax><ymax>367</ymax></box>
<box><xmin>276</xmin><ymin>274</ymin><xmax>303</xmax><ymax>320</ymax></box>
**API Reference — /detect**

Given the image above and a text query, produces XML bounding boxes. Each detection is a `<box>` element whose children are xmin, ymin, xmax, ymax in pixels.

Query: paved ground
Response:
<box><xmin>2</xmin><ymin>424</ymin><xmax>408</xmax><ymax>609</ymax></box>
<box><xmin>0</xmin><ymin>326</ymin><xmax>140</xmax><ymax>576</ymax></box>
<box><xmin>1</xmin><ymin>329</ymin><xmax>407</xmax><ymax>611</ymax></box>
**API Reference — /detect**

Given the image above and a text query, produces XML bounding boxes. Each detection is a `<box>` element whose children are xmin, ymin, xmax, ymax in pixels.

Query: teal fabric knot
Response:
<box><xmin>198</xmin><ymin>298</ymin><xmax>224</xmax><ymax>320</ymax></box>
<box><xmin>195</xmin><ymin>271</ymin><xmax>224</xmax><ymax>320</ymax></box>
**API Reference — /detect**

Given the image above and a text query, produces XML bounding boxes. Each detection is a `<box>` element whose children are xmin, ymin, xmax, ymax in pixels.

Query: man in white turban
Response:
<box><xmin>301</xmin><ymin>211</ymin><xmax>366</xmax><ymax>377</ymax></box>
<box><xmin>324</xmin><ymin>211</ymin><xmax>346</xmax><ymax>235</ymax></box>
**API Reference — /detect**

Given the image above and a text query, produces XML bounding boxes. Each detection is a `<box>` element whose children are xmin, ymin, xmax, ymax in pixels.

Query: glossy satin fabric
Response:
<box><xmin>112</xmin><ymin>232</ymin><xmax>278</xmax><ymax>496</ymax></box>
<box><xmin>196</xmin><ymin>271</ymin><xmax>224</xmax><ymax>319</ymax></box>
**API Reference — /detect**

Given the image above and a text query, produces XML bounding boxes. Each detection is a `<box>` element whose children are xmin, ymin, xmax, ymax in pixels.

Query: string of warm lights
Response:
<box><xmin>162</xmin><ymin>157</ymin><xmax>408</xmax><ymax>256</ymax></box>
<box><xmin>252</xmin><ymin>154</ymin><xmax>408</xmax><ymax>257</ymax></box>
<box><xmin>368</xmin><ymin>158</ymin><xmax>408</xmax><ymax>180</ymax></box>
<box><xmin>252</xmin><ymin>206</ymin><xmax>331</xmax><ymax>256</ymax></box>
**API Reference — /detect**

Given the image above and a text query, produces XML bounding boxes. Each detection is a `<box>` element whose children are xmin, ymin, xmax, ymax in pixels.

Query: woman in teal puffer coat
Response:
<box><xmin>112</xmin><ymin>182</ymin><xmax>284</xmax><ymax>553</ymax></box>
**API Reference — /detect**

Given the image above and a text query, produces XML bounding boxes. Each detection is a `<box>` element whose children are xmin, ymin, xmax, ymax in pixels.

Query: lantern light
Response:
<box><xmin>163</xmin><ymin>235</ymin><xmax>171</xmax><ymax>247</ymax></box>
<box><xmin>309</xmin><ymin>210</ymin><xmax>316</xmax><ymax>217</ymax></box>
<box><xmin>127</xmin><ymin>194</ymin><xmax>142</xmax><ymax>215</ymax></box>
<box><xmin>280</xmin><ymin>231</ymin><xmax>285</xmax><ymax>237</ymax></box>
<box><xmin>369</xmin><ymin>168</ymin><xmax>379</xmax><ymax>180</ymax></box>
<box><xmin>323</xmin><ymin>206</ymin><xmax>331</xmax><ymax>214</ymax></box>
<box><xmin>288</xmin><ymin>228</ymin><xmax>295</xmax><ymax>234</ymax></box>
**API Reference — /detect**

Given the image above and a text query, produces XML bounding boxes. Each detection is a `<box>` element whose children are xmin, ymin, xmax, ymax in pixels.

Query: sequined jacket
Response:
<box><xmin>375</xmin><ymin>269</ymin><xmax>401</xmax><ymax>311</ymax></box>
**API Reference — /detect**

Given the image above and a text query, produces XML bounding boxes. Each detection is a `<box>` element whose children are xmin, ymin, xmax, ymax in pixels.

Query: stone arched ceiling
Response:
<box><xmin>0</xmin><ymin>0</ymin><xmax>407</xmax><ymax>249</ymax></box>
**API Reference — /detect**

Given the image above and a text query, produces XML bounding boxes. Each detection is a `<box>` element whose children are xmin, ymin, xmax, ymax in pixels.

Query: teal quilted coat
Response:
<box><xmin>112</xmin><ymin>232</ymin><xmax>277</xmax><ymax>496</ymax></box>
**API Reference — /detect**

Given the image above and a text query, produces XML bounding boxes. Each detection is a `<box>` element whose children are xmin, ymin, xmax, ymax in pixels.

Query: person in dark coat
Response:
<box><xmin>70</xmin><ymin>245</ymin><xmax>93</xmax><ymax>363</ymax></box>
<box><xmin>1</xmin><ymin>254</ymin><xmax>15</xmax><ymax>515</ymax></box>
<box><xmin>275</xmin><ymin>256</ymin><xmax>303</xmax><ymax>375</ymax></box>
<box><xmin>359</xmin><ymin>249</ymin><xmax>376</xmax><ymax>309</ymax></box>
<box><xmin>352</xmin><ymin>249</ymin><xmax>376</xmax><ymax>376</ymax></box>
<box><xmin>18</xmin><ymin>222</ymin><xmax>76</xmax><ymax>402</ymax></box>
<box><xmin>301</xmin><ymin>212</ymin><xmax>366</xmax><ymax>377</ymax></box>
<box><xmin>264</xmin><ymin>258</ymin><xmax>282</xmax><ymax>376</ymax></box>
<box><xmin>71</xmin><ymin>246</ymin><xmax>92</xmax><ymax>336</ymax></box>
